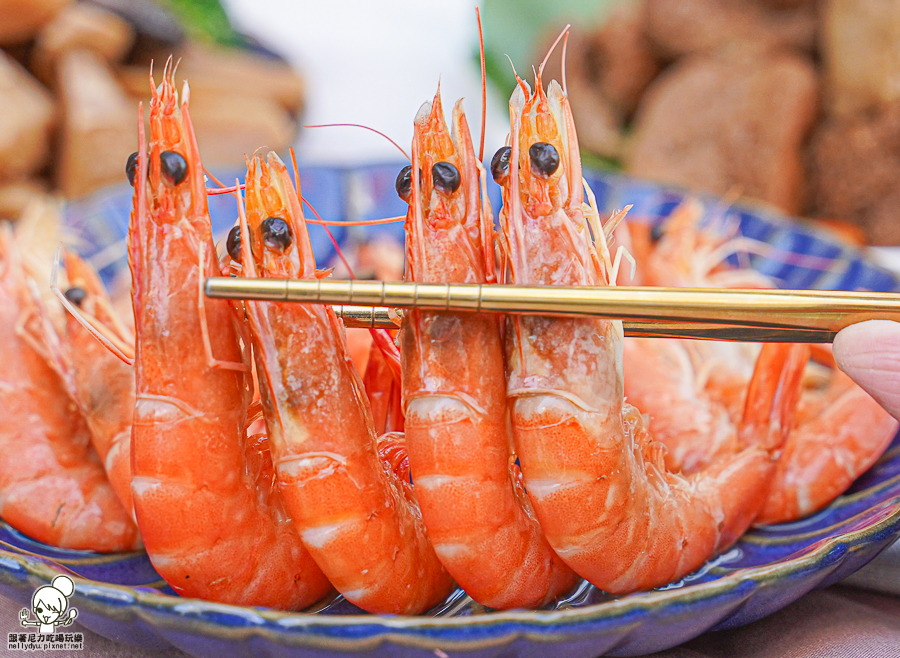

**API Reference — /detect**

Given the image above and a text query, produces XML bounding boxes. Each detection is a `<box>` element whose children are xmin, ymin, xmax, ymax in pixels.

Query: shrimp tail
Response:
<box><xmin>740</xmin><ymin>343</ymin><xmax>810</xmax><ymax>454</ymax></box>
<box><xmin>707</xmin><ymin>343</ymin><xmax>809</xmax><ymax>550</ymax></box>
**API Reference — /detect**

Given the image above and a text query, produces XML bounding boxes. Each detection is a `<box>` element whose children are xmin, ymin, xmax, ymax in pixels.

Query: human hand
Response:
<box><xmin>832</xmin><ymin>320</ymin><xmax>900</xmax><ymax>420</ymax></box>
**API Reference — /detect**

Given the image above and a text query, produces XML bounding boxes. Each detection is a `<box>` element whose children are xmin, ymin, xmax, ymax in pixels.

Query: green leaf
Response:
<box><xmin>158</xmin><ymin>0</ymin><xmax>243</xmax><ymax>47</ymax></box>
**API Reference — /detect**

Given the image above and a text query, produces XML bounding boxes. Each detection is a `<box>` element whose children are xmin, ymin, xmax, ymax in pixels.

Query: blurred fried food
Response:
<box><xmin>645</xmin><ymin>0</ymin><xmax>816</xmax><ymax>58</ymax></box>
<box><xmin>627</xmin><ymin>50</ymin><xmax>818</xmax><ymax>216</ymax></box>
<box><xmin>807</xmin><ymin>100</ymin><xmax>900</xmax><ymax>245</ymax></box>
<box><xmin>535</xmin><ymin>0</ymin><xmax>900</xmax><ymax>244</ymax></box>
<box><xmin>56</xmin><ymin>49</ymin><xmax>135</xmax><ymax>198</ymax></box>
<box><xmin>0</xmin><ymin>0</ymin><xmax>68</xmax><ymax>45</ymax></box>
<box><xmin>0</xmin><ymin>51</ymin><xmax>55</xmax><ymax>181</ymax></box>
<box><xmin>0</xmin><ymin>0</ymin><xmax>305</xmax><ymax>210</ymax></box>
<box><xmin>822</xmin><ymin>0</ymin><xmax>900</xmax><ymax>118</ymax></box>
<box><xmin>31</xmin><ymin>2</ymin><xmax>134</xmax><ymax>85</ymax></box>
<box><xmin>0</xmin><ymin>180</ymin><xmax>48</xmax><ymax>221</ymax></box>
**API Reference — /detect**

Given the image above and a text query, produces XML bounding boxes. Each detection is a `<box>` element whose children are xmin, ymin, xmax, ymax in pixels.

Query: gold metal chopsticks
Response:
<box><xmin>332</xmin><ymin>307</ymin><xmax>834</xmax><ymax>342</ymax></box>
<box><xmin>205</xmin><ymin>277</ymin><xmax>900</xmax><ymax>343</ymax></box>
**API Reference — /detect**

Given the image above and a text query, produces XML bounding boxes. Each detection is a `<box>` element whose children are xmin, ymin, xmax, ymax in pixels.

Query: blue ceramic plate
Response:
<box><xmin>2</xmin><ymin>166</ymin><xmax>899</xmax><ymax>658</ymax></box>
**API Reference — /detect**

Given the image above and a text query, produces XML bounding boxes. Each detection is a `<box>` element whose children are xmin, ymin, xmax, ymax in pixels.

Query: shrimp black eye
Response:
<box><xmin>432</xmin><ymin>162</ymin><xmax>460</xmax><ymax>194</ymax></box>
<box><xmin>261</xmin><ymin>217</ymin><xmax>292</xmax><ymax>251</ymax></box>
<box><xmin>395</xmin><ymin>165</ymin><xmax>412</xmax><ymax>202</ymax></box>
<box><xmin>126</xmin><ymin>151</ymin><xmax>138</xmax><ymax>186</ymax></box>
<box><xmin>226</xmin><ymin>225</ymin><xmax>242</xmax><ymax>262</ymax></box>
<box><xmin>529</xmin><ymin>142</ymin><xmax>559</xmax><ymax>178</ymax></box>
<box><xmin>491</xmin><ymin>146</ymin><xmax>511</xmax><ymax>184</ymax></box>
<box><xmin>160</xmin><ymin>151</ymin><xmax>188</xmax><ymax>185</ymax></box>
<box><xmin>64</xmin><ymin>287</ymin><xmax>87</xmax><ymax>306</ymax></box>
<box><xmin>650</xmin><ymin>223</ymin><xmax>665</xmax><ymax>243</ymax></box>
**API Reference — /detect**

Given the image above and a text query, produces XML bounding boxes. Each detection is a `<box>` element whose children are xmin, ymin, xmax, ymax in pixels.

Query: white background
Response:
<box><xmin>221</xmin><ymin>0</ymin><xmax>511</xmax><ymax>165</ymax></box>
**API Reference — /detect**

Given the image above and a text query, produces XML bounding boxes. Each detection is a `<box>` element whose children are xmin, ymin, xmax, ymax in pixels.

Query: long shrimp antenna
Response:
<box><xmin>309</xmin><ymin>215</ymin><xmax>405</xmax><ymax>227</ymax></box>
<box><xmin>290</xmin><ymin>148</ymin><xmax>356</xmax><ymax>280</ymax></box>
<box><xmin>236</xmin><ymin>177</ymin><xmax>257</xmax><ymax>280</ymax></box>
<box><xmin>204</xmin><ymin>167</ymin><xmax>245</xmax><ymax>195</ymax></box>
<box><xmin>289</xmin><ymin>147</ymin><xmax>302</xmax><ymax>191</ymax></box>
<box><xmin>476</xmin><ymin>6</ymin><xmax>487</xmax><ymax>162</ymax></box>
<box><xmin>286</xmin><ymin>149</ymin><xmax>405</xmax><ymax>229</ymax></box>
<box><xmin>539</xmin><ymin>24</ymin><xmax>570</xmax><ymax>77</ymax></box>
<box><xmin>203</xmin><ymin>167</ymin><xmax>226</xmax><ymax>188</ymax></box>
<box><xmin>701</xmin><ymin>236</ymin><xmax>839</xmax><ymax>275</ymax></box>
<box><xmin>208</xmin><ymin>167</ymin><xmax>403</xmax><ymax>234</ymax></box>
<box><xmin>304</xmin><ymin>124</ymin><xmax>410</xmax><ymax>162</ymax></box>
<box><xmin>561</xmin><ymin>31</ymin><xmax>569</xmax><ymax>95</ymax></box>
<box><xmin>290</xmin><ymin>146</ymin><xmax>300</xmax><ymax>194</ymax></box>
<box><xmin>204</xmin><ymin>168</ymin><xmax>396</xmax><ymax>230</ymax></box>
<box><xmin>300</xmin><ymin>195</ymin><xmax>356</xmax><ymax>276</ymax></box>
<box><xmin>288</xmin><ymin>152</ymin><xmax>399</xmax><ymax>369</ymax></box>
<box><xmin>207</xmin><ymin>184</ymin><xmax>244</xmax><ymax>195</ymax></box>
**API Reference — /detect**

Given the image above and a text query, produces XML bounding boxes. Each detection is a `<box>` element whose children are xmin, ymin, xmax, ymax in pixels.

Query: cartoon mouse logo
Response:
<box><xmin>19</xmin><ymin>575</ymin><xmax>78</xmax><ymax>634</ymax></box>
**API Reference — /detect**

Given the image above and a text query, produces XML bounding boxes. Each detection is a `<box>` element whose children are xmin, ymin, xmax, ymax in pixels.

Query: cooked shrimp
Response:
<box><xmin>128</xmin><ymin>69</ymin><xmax>330</xmax><ymax>608</ymax></box>
<box><xmin>238</xmin><ymin>151</ymin><xmax>453</xmax><ymax>615</ymax></box>
<box><xmin>398</xmin><ymin>89</ymin><xmax>577</xmax><ymax>608</ymax></box>
<box><xmin>53</xmin><ymin>250</ymin><xmax>137</xmax><ymax>520</ymax></box>
<box><xmin>624</xmin><ymin>205</ymin><xmax>898</xmax><ymax>523</ymax></box>
<box><xmin>0</xmin><ymin>224</ymin><xmax>139</xmax><ymax>552</ymax></box>
<box><xmin>757</xmin><ymin>351</ymin><xmax>898</xmax><ymax>523</ymax></box>
<box><xmin>622</xmin><ymin>204</ymin><xmax>769</xmax><ymax>472</ymax></box>
<box><xmin>494</xmin><ymin>65</ymin><xmax>808</xmax><ymax>593</ymax></box>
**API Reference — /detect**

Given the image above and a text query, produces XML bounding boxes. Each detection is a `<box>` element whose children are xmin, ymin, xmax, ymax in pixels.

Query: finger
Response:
<box><xmin>833</xmin><ymin>320</ymin><xmax>900</xmax><ymax>420</ymax></box>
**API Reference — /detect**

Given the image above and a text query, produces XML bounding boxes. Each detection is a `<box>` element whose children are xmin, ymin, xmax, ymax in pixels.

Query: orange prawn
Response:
<box><xmin>623</xmin><ymin>204</ymin><xmax>899</xmax><ymax>524</ymax></box>
<box><xmin>128</xmin><ymin>69</ymin><xmax>330</xmax><ymax>608</ymax></box>
<box><xmin>52</xmin><ymin>250</ymin><xmax>137</xmax><ymax>520</ymax></box>
<box><xmin>622</xmin><ymin>203</ymin><xmax>780</xmax><ymax>471</ymax></box>
<box><xmin>0</xmin><ymin>224</ymin><xmax>139</xmax><ymax>552</ymax></box>
<box><xmin>397</xmin><ymin>89</ymin><xmax>578</xmax><ymax>608</ymax></box>
<box><xmin>494</xmin><ymin>56</ymin><xmax>808</xmax><ymax>593</ymax></box>
<box><xmin>237</xmin><ymin>150</ymin><xmax>453</xmax><ymax>615</ymax></box>
<box><xmin>758</xmin><ymin>361</ymin><xmax>899</xmax><ymax>523</ymax></box>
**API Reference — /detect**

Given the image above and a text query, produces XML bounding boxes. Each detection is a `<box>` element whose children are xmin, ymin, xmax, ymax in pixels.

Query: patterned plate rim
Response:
<box><xmin>2</xmin><ymin>494</ymin><xmax>900</xmax><ymax>642</ymax></box>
